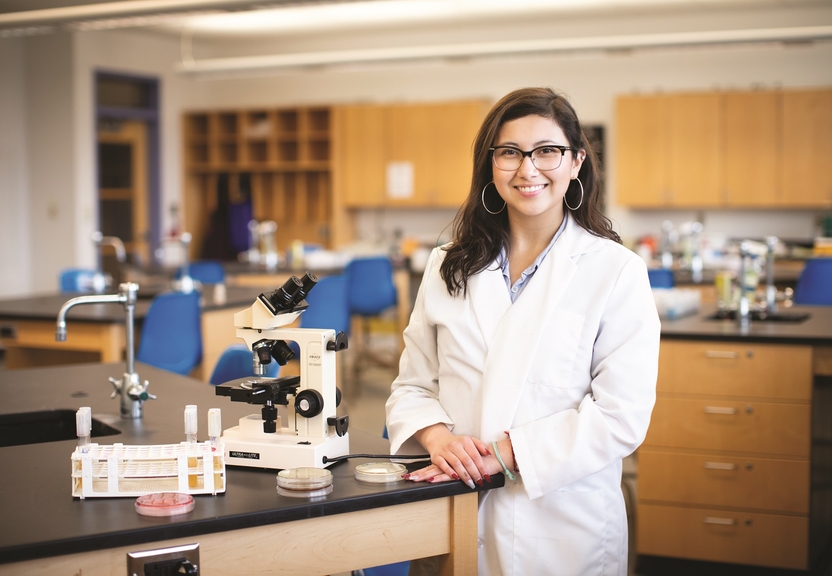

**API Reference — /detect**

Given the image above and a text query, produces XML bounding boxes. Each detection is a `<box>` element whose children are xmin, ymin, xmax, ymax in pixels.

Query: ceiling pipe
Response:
<box><xmin>176</xmin><ymin>25</ymin><xmax>832</xmax><ymax>75</ymax></box>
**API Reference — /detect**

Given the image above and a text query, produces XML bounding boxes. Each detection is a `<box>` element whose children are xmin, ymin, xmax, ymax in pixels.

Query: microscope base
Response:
<box><xmin>221</xmin><ymin>415</ymin><xmax>349</xmax><ymax>470</ymax></box>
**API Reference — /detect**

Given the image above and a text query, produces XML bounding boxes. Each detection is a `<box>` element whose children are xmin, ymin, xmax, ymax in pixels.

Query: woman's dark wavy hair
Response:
<box><xmin>440</xmin><ymin>87</ymin><xmax>620</xmax><ymax>296</ymax></box>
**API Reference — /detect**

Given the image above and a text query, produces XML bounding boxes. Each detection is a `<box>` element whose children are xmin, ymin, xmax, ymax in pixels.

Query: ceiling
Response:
<box><xmin>2</xmin><ymin>0</ymin><xmax>828</xmax><ymax>36</ymax></box>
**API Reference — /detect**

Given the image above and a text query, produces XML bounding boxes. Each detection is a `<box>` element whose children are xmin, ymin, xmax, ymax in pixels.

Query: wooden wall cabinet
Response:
<box><xmin>636</xmin><ymin>340</ymin><xmax>828</xmax><ymax>571</ymax></box>
<box><xmin>334</xmin><ymin>100</ymin><xmax>488</xmax><ymax>209</ymax></box>
<box><xmin>183</xmin><ymin>106</ymin><xmax>344</xmax><ymax>256</ymax></box>
<box><xmin>616</xmin><ymin>88</ymin><xmax>832</xmax><ymax>209</ymax></box>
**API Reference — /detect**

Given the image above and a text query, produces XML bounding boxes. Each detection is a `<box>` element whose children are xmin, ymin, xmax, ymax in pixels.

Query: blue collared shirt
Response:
<box><xmin>499</xmin><ymin>213</ymin><xmax>568</xmax><ymax>303</ymax></box>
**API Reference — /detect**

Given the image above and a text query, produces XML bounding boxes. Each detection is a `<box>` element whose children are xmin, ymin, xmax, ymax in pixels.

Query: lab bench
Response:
<box><xmin>637</xmin><ymin>304</ymin><xmax>832</xmax><ymax>573</ymax></box>
<box><xmin>0</xmin><ymin>362</ymin><xmax>501</xmax><ymax>575</ymax></box>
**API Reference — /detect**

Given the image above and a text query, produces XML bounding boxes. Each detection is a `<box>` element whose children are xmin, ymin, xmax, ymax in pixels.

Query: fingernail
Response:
<box><xmin>466</xmin><ymin>479</ymin><xmax>476</xmax><ymax>490</ymax></box>
<box><xmin>485</xmin><ymin>448</ymin><xmax>492</xmax><ymax>456</ymax></box>
<box><xmin>475</xmin><ymin>478</ymin><xmax>484</xmax><ymax>487</ymax></box>
<box><xmin>426</xmin><ymin>477</ymin><xmax>435</xmax><ymax>483</ymax></box>
<box><xmin>401</xmin><ymin>473</ymin><xmax>411</xmax><ymax>480</ymax></box>
<box><xmin>451</xmin><ymin>472</ymin><xmax>459</xmax><ymax>480</ymax></box>
<box><xmin>484</xmin><ymin>474</ymin><xmax>491</xmax><ymax>483</ymax></box>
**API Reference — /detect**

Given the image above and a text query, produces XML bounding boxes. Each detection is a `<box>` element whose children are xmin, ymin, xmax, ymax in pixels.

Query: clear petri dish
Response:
<box><xmin>276</xmin><ymin>467</ymin><xmax>333</xmax><ymax>498</ymax></box>
<box><xmin>135</xmin><ymin>492</ymin><xmax>195</xmax><ymax>517</ymax></box>
<box><xmin>354</xmin><ymin>462</ymin><xmax>407</xmax><ymax>484</ymax></box>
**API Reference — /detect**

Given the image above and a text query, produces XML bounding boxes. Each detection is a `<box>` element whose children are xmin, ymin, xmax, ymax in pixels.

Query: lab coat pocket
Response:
<box><xmin>526</xmin><ymin>309</ymin><xmax>584</xmax><ymax>388</ymax></box>
<box><xmin>513</xmin><ymin>488</ymin><xmax>606</xmax><ymax>576</ymax></box>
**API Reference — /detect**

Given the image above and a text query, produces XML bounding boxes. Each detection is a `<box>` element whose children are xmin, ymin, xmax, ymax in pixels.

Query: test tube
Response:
<box><xmin>208</xmin><ymin>408</ymin><xmax>223</xmax><ymax>489</ymax></box>
<box><xmin>184</xmin><ymin>405</ymin><xmax>198</xmax><ymax>488</ymax></box>
<box><xmin>76</xmin><ymin>407</ymin><xmax>91</xmax><ymax>453</ymax></box>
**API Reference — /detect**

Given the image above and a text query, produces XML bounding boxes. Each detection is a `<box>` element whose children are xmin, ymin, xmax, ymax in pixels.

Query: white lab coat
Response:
<box><xmin>386</xmin><ymin>215</ymin><xmax>661</xmax><ymax>576</ymax></box>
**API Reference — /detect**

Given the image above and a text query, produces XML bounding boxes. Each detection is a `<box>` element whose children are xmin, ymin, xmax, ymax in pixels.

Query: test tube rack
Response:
<box><xmin>71</xmin><ymin>442</ymin><xmax>226</xmax><ymax>499</ymax></box>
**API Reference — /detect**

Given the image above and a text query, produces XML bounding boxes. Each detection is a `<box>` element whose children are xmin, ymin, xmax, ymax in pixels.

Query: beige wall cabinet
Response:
<box><xmin>183</xmin><ymin>107</ymin><xmax>346</xmax><ymax>255</ymax></box>
<box><xmin>616</xmin><ymin>88</ymin><xmax>832</xmax><ymax>209</ymax></box>
<box><xmin>636</xmin><ymin>339</ymin><xmax>828</xmax><ymax>571</ymax></box>
<box><xmin>334</xmin><ymin>100</ymin><xmax>488</xmax><ymax>209</ymax></box>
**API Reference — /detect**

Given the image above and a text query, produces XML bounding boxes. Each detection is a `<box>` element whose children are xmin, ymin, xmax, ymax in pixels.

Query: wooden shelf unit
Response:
<box><xmin>183</xmin><ymin>106</ymin><xmax>340</xmax><ymax>257</ymax></box>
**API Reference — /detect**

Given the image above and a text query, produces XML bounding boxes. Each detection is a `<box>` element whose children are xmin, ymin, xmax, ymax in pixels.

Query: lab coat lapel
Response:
<box><xmin>479</xmin><ymin>218</ymin><xmax>582</xmax><ymax>442</ymax></box>
<box><xmin>469</xmin><ymin>262</ymin><xmax>511</xmax><ymax>351</ymax></box>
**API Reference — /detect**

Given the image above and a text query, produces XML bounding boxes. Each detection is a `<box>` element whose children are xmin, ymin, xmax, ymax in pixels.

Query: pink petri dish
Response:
<box><xmin>135</xmin><ymin>492</ymin><xmax>195</xmax><ymax>517</ymax></box>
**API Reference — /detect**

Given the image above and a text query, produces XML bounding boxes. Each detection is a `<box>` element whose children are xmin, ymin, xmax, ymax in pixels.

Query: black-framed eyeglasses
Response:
<box><xmin>489</xmin><ymin>145</ymin><xmax>576</xmax><ymax>171</ymax></box>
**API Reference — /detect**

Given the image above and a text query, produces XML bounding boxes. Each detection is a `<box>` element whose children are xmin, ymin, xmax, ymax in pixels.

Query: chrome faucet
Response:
<box><xmin>737</xmin><ymin>242</ymin><xmax>752</xmax><ymax>329</ymax></box>
<box><xmin>55</xmin><ymin>282</ymin><xmax>155</xmax><ymax>419</ymax></box>
<box><xmin>90</xmin><ymin>232</ymin><xmax>126</xmax><ymax>293</ymax></box>
<box><xmin>765</xmin><ymin>236</ymin><xmax>779</xmax><ymax>313</ymax></box>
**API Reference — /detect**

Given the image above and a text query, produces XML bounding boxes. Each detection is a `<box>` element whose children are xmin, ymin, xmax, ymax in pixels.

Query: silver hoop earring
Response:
<box><xmin>481</xmin><ymin>182</ymin><xmax>506</xmax><ymax>215</ymax></box>
<box><xmin>564</xmin><ymin>178</ymin><xmax>584</xmax><ymax>211</ymax></box>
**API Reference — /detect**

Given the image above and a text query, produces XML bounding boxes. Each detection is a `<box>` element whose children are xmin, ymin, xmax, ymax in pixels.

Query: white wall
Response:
<box><xmin>0</xmin><ymin>37</ymin><xmax>32</xmax><ymax>296</ymax></box>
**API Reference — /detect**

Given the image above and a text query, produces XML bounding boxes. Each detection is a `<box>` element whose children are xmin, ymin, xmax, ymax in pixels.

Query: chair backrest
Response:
<box><xmin>136</xmin><ymin>290</ymin><xmax>202</xmax><ymax>375</ymax></box>
<box><xmin>209</xmin><ymin>344</ymin><xmax>278</xmax><ymax>385</ymax></box>
<box><xmin>793</xmin><ymin>258</ymin><xmax>832</xmax><ymax>305</ymax></box>
<box><xmin>647</xmin><ymin>268</ymin><xmax>675</xmax><ymax>289</ymax></box>
<box><xmin>344</xmin><ymin>257</ymin><xmax>397</xmax><ymax>316</ymax></box>
<box><xmin>59</xmin><ymin>268</ymin><xmax>98</xmax><ymax>293</ymax></box>
<box><xmin>300</xmin><ymin>275</ymin><xmax>351</xmax><ymax>335</ymax></box>
<box><xmin>176</xmin><ymin>260</ymin><xmax>226</xmax><ymax>285</ymax></box>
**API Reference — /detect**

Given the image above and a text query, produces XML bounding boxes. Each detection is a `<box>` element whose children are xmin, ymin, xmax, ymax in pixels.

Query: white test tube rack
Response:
<box><xmin>71</xmin><ymin>441</ymin><xmax>226</xmax><ymax>499</ymax></box>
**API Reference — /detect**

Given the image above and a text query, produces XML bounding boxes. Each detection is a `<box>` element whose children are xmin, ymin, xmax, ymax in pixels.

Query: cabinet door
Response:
<box><xmin>385</xmin><ymin>104</ymin><xmax>437</xmax><ymax>207</ymax></box>
<box><xmin>781</xmin><ymin>89</ymin><xmax>832</xmax><ymax>208</ymax></box>
<box><xmin>721</xmin><ymin>91</ymin><xmax>779</xmax><ymax>206</ymax></box>
<box><xmin>615</xmin><ymin>95</ymin><xmax>670</xmax><ymax>206</ymax></box>
<box><xmin>336</xmin><ymin>105</ymin><xmax>386</xmax><ymax>207</ymax></box>
<box><xmin>667</xmin><ymin>93</ymin><xmax>721</xmax><ymax>207</ymax></box>
<box><xmin>430</xmin><ymin>101</ymin><xmax>484</xmax><ymax>207</ymax></box>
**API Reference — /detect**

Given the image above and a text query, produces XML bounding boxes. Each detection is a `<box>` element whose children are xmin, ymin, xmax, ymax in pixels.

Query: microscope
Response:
<box><xmin>214</xmin><ymin>273</ymin><xmax>350</xmax><ymax>470</ymax></box>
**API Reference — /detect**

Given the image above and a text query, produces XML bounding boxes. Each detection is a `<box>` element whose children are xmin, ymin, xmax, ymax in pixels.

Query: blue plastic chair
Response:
<box><xmin>136</xmin><ymin>291</ymin><xmax>202</xmax><ymax>375</ymax></box>
<box><xmin>360</xmin><ymin>562</ymin><xmax>411</xmax><ymax>576</ymax></box>
<box><xmin>793</xmin><ymin>258</ymin><xmax>832</xmax><ymax>305</ymax></box>
<box><xmin>209</xmin><ymin>344</ymin><xmax>279</xmax><ymax>385</ymax></box>
<box><xmin>301</xmin><ymin>275</ymin><xmax>351</xmax><ymax>334</ymax></box>
<box><xmin>647</xmin><ymin>268</ymin><xmax>675</xmax><ymax>289</ymax></box>
<box><xmin>345</xmin><ymin>257</ymin><xmax>398</xmax><ymax>316</ymax></box>
<box><xmin>59</xmin><ymin>268</ymin><xmax>99</xmax><ymax>293</ymax></box>
<box><xmin>175</xmin><ymin>260</ymin><xmax>226</xmax><ymax>285</ymax></box>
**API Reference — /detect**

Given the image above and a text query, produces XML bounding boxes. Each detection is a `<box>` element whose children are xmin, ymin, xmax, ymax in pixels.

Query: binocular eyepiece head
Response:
<box><xmin>265</xmin><ymin>272</ymin><xmax>318</xmax><ymax>314</ymax></box>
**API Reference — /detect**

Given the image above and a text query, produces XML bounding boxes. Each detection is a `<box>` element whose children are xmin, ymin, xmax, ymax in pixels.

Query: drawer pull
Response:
<box><xmin>704</xmin><ymin>350</ymin><xmax>739</xmax><ymax>359</ymax></box>
<box><xmin>704</xmin><ymin>406</ymin><xmax>737</xmax><ymax>415</ymax></box>
<box><xmin>704</xmin><ymin>517</ymin><xmax>736</xmax><ymax>526</ymax></box>
<box><xmin>704</xmin><ymin>462</ymin><xmax>736</xmax><ymax>470</ymax></box>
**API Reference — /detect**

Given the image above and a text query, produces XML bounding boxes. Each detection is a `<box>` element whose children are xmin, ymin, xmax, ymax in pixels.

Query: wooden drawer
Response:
<box><xmin>644</xmin><ymin>397</ymin><xmax>810</xmax><ymax>457</ymax></box>
<box><xmin>658</xmin><ymin>340</ymin><xmax>812</xmax><ymax>400</ymax></box>
<box><xmin>639</xmin><ymin>449</ymin><xmax>810</xmax><ymax>514</ymax></box>
<box><xmin>637</xmin><ymin>503</ymin><xmax>808</xmax><ymax>570</ymax></box>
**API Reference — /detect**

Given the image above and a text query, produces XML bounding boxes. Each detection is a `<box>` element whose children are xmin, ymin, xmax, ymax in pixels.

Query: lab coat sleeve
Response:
<box><xmin>385</xmin><ymin>247</ymin><xmax>455</xmax><ymax>455</ymax></box>
<box><xmin>510</xmin><ymin>252</ymin><xmax>660</xmax><ymax>500</ymax></box>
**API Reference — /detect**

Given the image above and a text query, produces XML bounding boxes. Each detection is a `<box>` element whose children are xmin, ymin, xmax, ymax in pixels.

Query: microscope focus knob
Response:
<box><xmin>294</xmin><ymin>389</ymin><xmax>324</xmax><ymax>419</ymax></box>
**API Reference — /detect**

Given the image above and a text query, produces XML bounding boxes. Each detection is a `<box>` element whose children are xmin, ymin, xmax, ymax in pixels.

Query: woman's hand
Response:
<box><xmin>408</xmin><ymin>424</ymin><xmax>504</xmax><ymax>488</ymax></box>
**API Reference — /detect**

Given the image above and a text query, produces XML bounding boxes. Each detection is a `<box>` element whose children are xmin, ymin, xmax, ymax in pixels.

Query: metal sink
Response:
<box><xmin>705</xmin><ymin>310</ymin><xmax>810</xmax><ymax>323</ymax></box>
<box><xmin>0</xmin><ymin>409</ymin><xmax>120</xmax><ymax>447</ymax></box>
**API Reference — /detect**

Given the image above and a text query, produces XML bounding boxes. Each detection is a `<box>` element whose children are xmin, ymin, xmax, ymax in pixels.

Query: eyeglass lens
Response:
<box><xmin>492</xmin><ymin>146</ymin><xmax>564</xmax><ymax>171</ymax></box>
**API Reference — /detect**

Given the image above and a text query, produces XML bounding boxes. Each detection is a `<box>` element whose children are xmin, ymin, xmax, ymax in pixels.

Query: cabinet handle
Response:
<box><xmin>704</xmin><ymin>406</ymin><xmax>737</xmax><ymax>415</ymax></box>
<box><xmin>704</xmin><ymin>462</ymin><xmax>736</xmax><ymax>470</ymax></box>
<box><xmin>704</xmin><ymin>350</ymin><xmax>739</xmax><ymax>359</ymax></box>
<box><xmin>704</xmin><ymin>517</ymin><xmax>736</xmax><ymax>525</ymax></box>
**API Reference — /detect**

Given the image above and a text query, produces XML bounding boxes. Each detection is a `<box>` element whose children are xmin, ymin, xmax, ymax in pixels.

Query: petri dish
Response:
<box><xmin>276</xmin><ymin>467</ymin><xmax>333</xmax><ymax>498</ymax></box>
<box><xmin>354</xmin><ymin>462</ymin><xmax>407</xmax><ymax>484</ymax></box>
<box><xmin>135</xmin><ymin>492</ymin><xmax>195</xmax><ymax>517</ymax></box>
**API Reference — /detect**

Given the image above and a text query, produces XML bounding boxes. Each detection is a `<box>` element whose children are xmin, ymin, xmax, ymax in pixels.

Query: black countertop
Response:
<box><xmin>660</xmin><ymin>303</ymin><xmax>832</xmax><ymax>345</ymax></box>
<box><xmin>0</xmin><ymin>362</ymin><xmax>502</xmax><ymax>565</ymax></box>
<box><xmin>0</xmin><ymin>285</ymin><xmax>264</xmax><ymax>324</ymax></box>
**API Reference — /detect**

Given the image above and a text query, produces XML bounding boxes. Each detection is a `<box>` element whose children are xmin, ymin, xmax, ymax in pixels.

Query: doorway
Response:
<box><xmin>95</xmin><ymin>71</ymin><xmax>160</xmax><ymax>277</ymax></box>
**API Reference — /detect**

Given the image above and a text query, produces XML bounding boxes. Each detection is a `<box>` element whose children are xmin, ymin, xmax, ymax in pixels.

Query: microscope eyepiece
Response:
<box><xmin>266</xmin><ymin>276</ymin><xmax>303</xmax><ymax>312</ymax></box>
<box><xmin>292</xmin><ymin>272</ymin><xmax>318</xmax><ymax>306</ymax></box>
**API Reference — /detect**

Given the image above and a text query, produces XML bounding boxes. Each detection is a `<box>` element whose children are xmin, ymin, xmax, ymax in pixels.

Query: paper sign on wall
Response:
<box><xmin>386</xmin><ymin>161</ymin><xmax>414</xmax><ymax>199</ymax></box>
